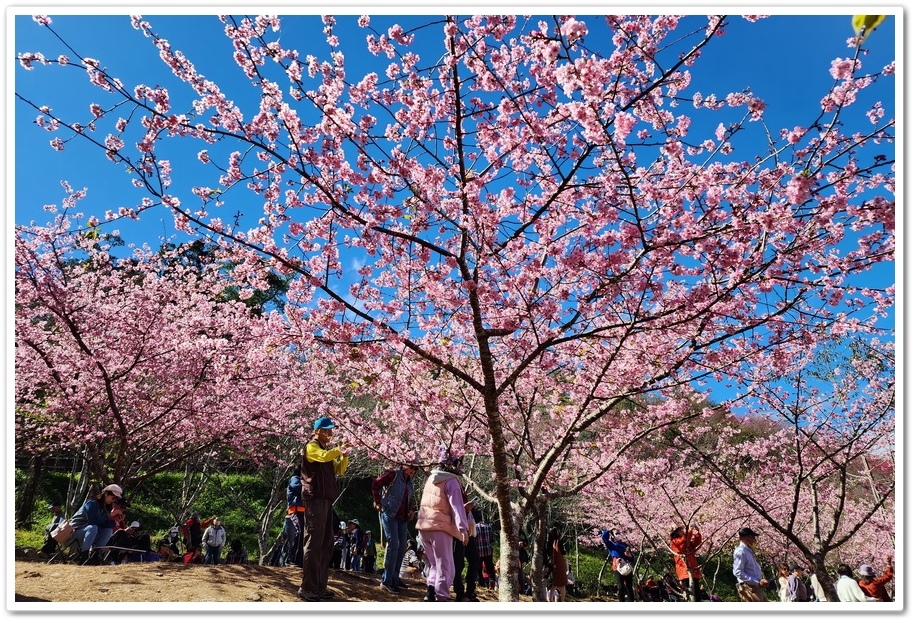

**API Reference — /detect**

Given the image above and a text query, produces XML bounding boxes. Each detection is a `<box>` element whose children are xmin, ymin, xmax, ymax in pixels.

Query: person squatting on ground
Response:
<box><xmin>298</xmin><ymin>416</ymin><xmax>349</xmax><ymax>602</ymax></box>
<box><xmin>416</xmin><ymin>449</ymin><xmax>469</xmax><ymax>602</ymax></box>
<box><xmin>68</xmin><ymin>484</ymin><xmax>125</xmax><ymax>564</ymax></box>
<box><xmin>372</xmin><ymin>462</ymin><xmax>419</xmax><ymax>594</ymax></box>
<box><xmin>732</xmin><ymin>527</ymin><xmax>769</xmax><ymax>601</ymax></box>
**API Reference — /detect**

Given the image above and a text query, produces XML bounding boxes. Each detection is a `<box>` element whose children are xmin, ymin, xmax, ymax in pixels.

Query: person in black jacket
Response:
<box><xmin>40</xmin><ymin>501</ymin><xmax>66</xmax><ymax>556</ymax></box>
<box><xmin>298</xmin><ymin>416</ymin><xmax>349</xmax><ymax>602</ymax></box>
<box><xmin>286</xmin><ymin>464</ymin><xmax>305</xmax><ymax>567</ymax></box>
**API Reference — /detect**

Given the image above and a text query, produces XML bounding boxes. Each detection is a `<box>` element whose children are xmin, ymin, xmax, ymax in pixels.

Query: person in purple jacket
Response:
<box><xmin>415</xmin><ymin>449</ymin><xmax>469</xmax><ymax>602</ymax></box>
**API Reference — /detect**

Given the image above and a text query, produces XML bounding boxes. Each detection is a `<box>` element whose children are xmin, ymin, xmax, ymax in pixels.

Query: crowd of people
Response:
<box><xmin>730</xmin><ymin>526</ymin><xmax>894</xmax><ymax>603</ymax></box>
<box><xmin>41</xmin><ymin>483</ymin><xmax>248</xmax><ymax>567</ymax></box>
<box><xmin>39</xmin><ymin>417</ymin><xmax>895</xmax><ymax>604</ymax></box>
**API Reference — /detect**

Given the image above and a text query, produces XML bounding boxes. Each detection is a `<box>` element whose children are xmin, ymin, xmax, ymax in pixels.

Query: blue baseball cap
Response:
<box><xmin>313</xmin><ymin>416</ymin><xmax>336</xmax><ymax>430</ymax></box>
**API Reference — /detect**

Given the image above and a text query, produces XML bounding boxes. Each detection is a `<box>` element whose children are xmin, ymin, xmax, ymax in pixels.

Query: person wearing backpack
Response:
<box><xmin>601</xmin><ymin>528</ymin><xmax>635</xmax><ymax>602</ymax></box>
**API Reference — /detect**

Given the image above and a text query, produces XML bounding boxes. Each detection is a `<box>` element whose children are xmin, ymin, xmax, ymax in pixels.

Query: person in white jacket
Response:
<box><xmin>202</xmin><ymin>516</ymin><xmax>227</xmax><ymax>565</ymax></box>
<box><xmin>835</xmin><ymin>563</ymin><xmax>872</xmax><ymax>602</ymax></box>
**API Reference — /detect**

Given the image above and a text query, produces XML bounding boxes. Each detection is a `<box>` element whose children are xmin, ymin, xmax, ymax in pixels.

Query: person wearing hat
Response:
<box><xmin>164</xmin><ymin>525</ymin><xmax>182</xmax><ymax>556</ymax></box>
<box><xmin>344</xmin><ymin>518</ymin><xmax>364</xmax><ymax>571</ymax></box>
<box><xmin>372</xmin><ymin>461</ymin><xmax>420</xmax><ymax>593</ymax></box>
<box><xmin>732</xmin><ymin>527</ymin><xmax>769</xmax><ymax>601</ymax></box>
<box><xmin>298</xmin><ymin>416</ymin><xmax>349</xmax><ymax>602</ymax></box>
<box><xmin>857</xmin><ymin>556</ymin><xmax>894</xmax><ymax>601</ymax></box>
<box><xmin>786</xmin><ymin>563</ymin><xmax>810</xmax><ymax>602</ymax></box>
<box><xmin>68</xmin><ymin>483</ymin><xmax>125</xmax><ymax>564</ymax></box>
<box><xmin>836</xmin><ymin>563</ymin><xmax>871</xmax><ymax>601</ymax></box>
<box><xmin>157</xmin><ymin>537</ymin><xmax>180</xmax><ymax>562</ymax></box>
<box><xmin>40</xmin><ymin>501</ymin><xmax>66</xmax><ymax>556</ymax></box>
<box><xmin>331</xmin><ymin>521</ymin><xmax>347</xmax><ymax>569</ymax></box>
<box><xmin>106</xmin><ymin>519</ymin><xmax>151</xmax><ymax>563</ymax></box>
<box><xmin>415</xmin><ymin>448</ymin><xmax>470</xmax><ymax>602</ymax></box>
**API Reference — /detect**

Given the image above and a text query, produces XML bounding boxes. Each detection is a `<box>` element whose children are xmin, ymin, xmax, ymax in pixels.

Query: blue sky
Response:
<box><xmin>12</xmin><ymin>11</ymin><xmax>898</xmax><ymax>337</ymax></box>
<box><xmin>13</xmin><ymin>12</ymin><xmax>897</xmax><ymax>236</ymax></box>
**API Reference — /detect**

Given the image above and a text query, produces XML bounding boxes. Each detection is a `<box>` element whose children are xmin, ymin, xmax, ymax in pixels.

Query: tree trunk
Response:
<box><xmin>528</xmin><ymin>496</ymin><xmax>549</xmax><ymax>601</ymax></box>
<box><xmin>596</xmin><ymin>555</ymin><xmax>611</xmax><ymax>598</ymax></box>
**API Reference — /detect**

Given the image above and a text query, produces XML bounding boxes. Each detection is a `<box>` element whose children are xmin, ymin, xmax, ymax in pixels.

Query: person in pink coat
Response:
<box><xmin>415</xmin><ymin>449</ymin><xmax>469</xmax><ymax>602</ymax></box>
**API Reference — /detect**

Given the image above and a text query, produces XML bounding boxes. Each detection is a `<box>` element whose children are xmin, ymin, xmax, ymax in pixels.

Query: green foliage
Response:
<box><xmin>16</xmin><ymin>528</ymin><xmax>44</xmax><ymax>549</ymax></box>
<box><xmin>569</xmin><ymin>545</ymin><xmax>612</xmax><ymax>597</ymax></box>
<box><xmin>336</xmin><ymin>476</ymin><xmax>382</xmax><ymax>539</ymax></box>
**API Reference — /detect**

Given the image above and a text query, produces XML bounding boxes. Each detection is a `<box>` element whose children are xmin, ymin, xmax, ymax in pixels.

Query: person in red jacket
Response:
<box><xmin>670</xmin><ymin>525</ymin><xmax>703</xmax><ymax>601</ymax></box>
<box><xmin>858</xmin><ymin>556</ymin><xmax>894</xmax><ymax>601</ymax></box>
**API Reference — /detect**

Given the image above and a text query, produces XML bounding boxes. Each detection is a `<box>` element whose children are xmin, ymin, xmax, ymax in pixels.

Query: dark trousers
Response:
<box><xmin>301</xmin><ymin>498</ymin><xmax>334</xmax><ymax>594</ymax></box>
<box><xmin>453</xmin><ymin>537</ymin><xmax>479</xmax><ymax>600</ymax></box>
<box><xmin>615</xmin><ymin>569</ymin><xmax>635</xmax><ymax>602</ymax></box>
<box><xmin>291</xmin><ymin>510</ymin><xmax>304</xmax><ymax>566</ymax></box>
<box><xmin>465</xmin><ymin>536</ymin><xmax>479</xmax><ymax>597</ymax></box>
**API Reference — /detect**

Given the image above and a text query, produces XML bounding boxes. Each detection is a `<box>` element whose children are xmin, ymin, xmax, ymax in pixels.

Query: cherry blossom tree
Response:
<box><xmin>15</xmin><ymin>206</ymin><xmax>321</xmax><ymax>491</ymax></box>
<box><xmin>657</xmin><ymin>337</ymin><xmax>895</xmax><ymax>601</ymax></box>
<box><xmin>16</xmin><ymin>14</ymin><xmax>894</xmax><ymax>600</ymax></box>
<box><xmin>577</xmin><ymin>343</ymin><xmax>894</xmax><ymax>601</ymax></box>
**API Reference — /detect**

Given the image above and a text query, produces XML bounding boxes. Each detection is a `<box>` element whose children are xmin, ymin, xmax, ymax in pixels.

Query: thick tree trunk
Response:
<box><xmin>810</xmin><ymin>555</ymin><xmax>839</xmax><ymax>602</ymax></box>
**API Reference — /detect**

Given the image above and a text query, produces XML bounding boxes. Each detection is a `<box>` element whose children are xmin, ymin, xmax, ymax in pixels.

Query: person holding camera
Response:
<box><xmin>601</xmin><ymin>528</ymin><xmax>635</xmax><ymax>602</ymax></box>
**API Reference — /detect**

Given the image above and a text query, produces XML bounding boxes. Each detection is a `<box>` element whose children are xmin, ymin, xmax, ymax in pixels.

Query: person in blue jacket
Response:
<box><xmin>69</xmin><ymin>483</ymin><xmax>124</xmax><ymax>564</ymax></box>
<box><xmin>286</xmin><ymin>463</ymin><xmax>305</xmax><ymax>566</ymax></box>
<box><xmin>601</xmin><ymin>528</ymin><xmax>636</xmax><ymax>602</ymax></box>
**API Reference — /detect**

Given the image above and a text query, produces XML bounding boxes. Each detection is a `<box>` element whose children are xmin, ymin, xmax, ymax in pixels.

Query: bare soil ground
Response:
<box><xmin>12</xmin><ymin>547</ymin><xmax>513</xmax><ymax>605</ymax></box>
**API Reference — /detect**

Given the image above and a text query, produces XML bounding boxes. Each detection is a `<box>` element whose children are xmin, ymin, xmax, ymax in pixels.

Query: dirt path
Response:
<box><xmin>12</xmin><ymin>559</ymin><xmax>510</xmax><ymax>605</ymax></box>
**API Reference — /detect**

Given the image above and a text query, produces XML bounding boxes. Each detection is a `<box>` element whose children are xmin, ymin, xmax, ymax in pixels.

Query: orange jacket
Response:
<box><xmin>859</xmin><ymin>566</ymin><xmax>893</xmax><ymax>602</ymax></box>
<box><xmin>671</xmin><ymin>528</ymin><xmax>702</xmax><ymax>580</ymax></box>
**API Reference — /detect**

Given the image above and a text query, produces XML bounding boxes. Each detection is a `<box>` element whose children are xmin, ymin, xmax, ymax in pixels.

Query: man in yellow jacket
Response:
<box><xmin>298</xmin><ymin>416</ymin><xmax>349</xmax><ymax>602</ymax></box>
